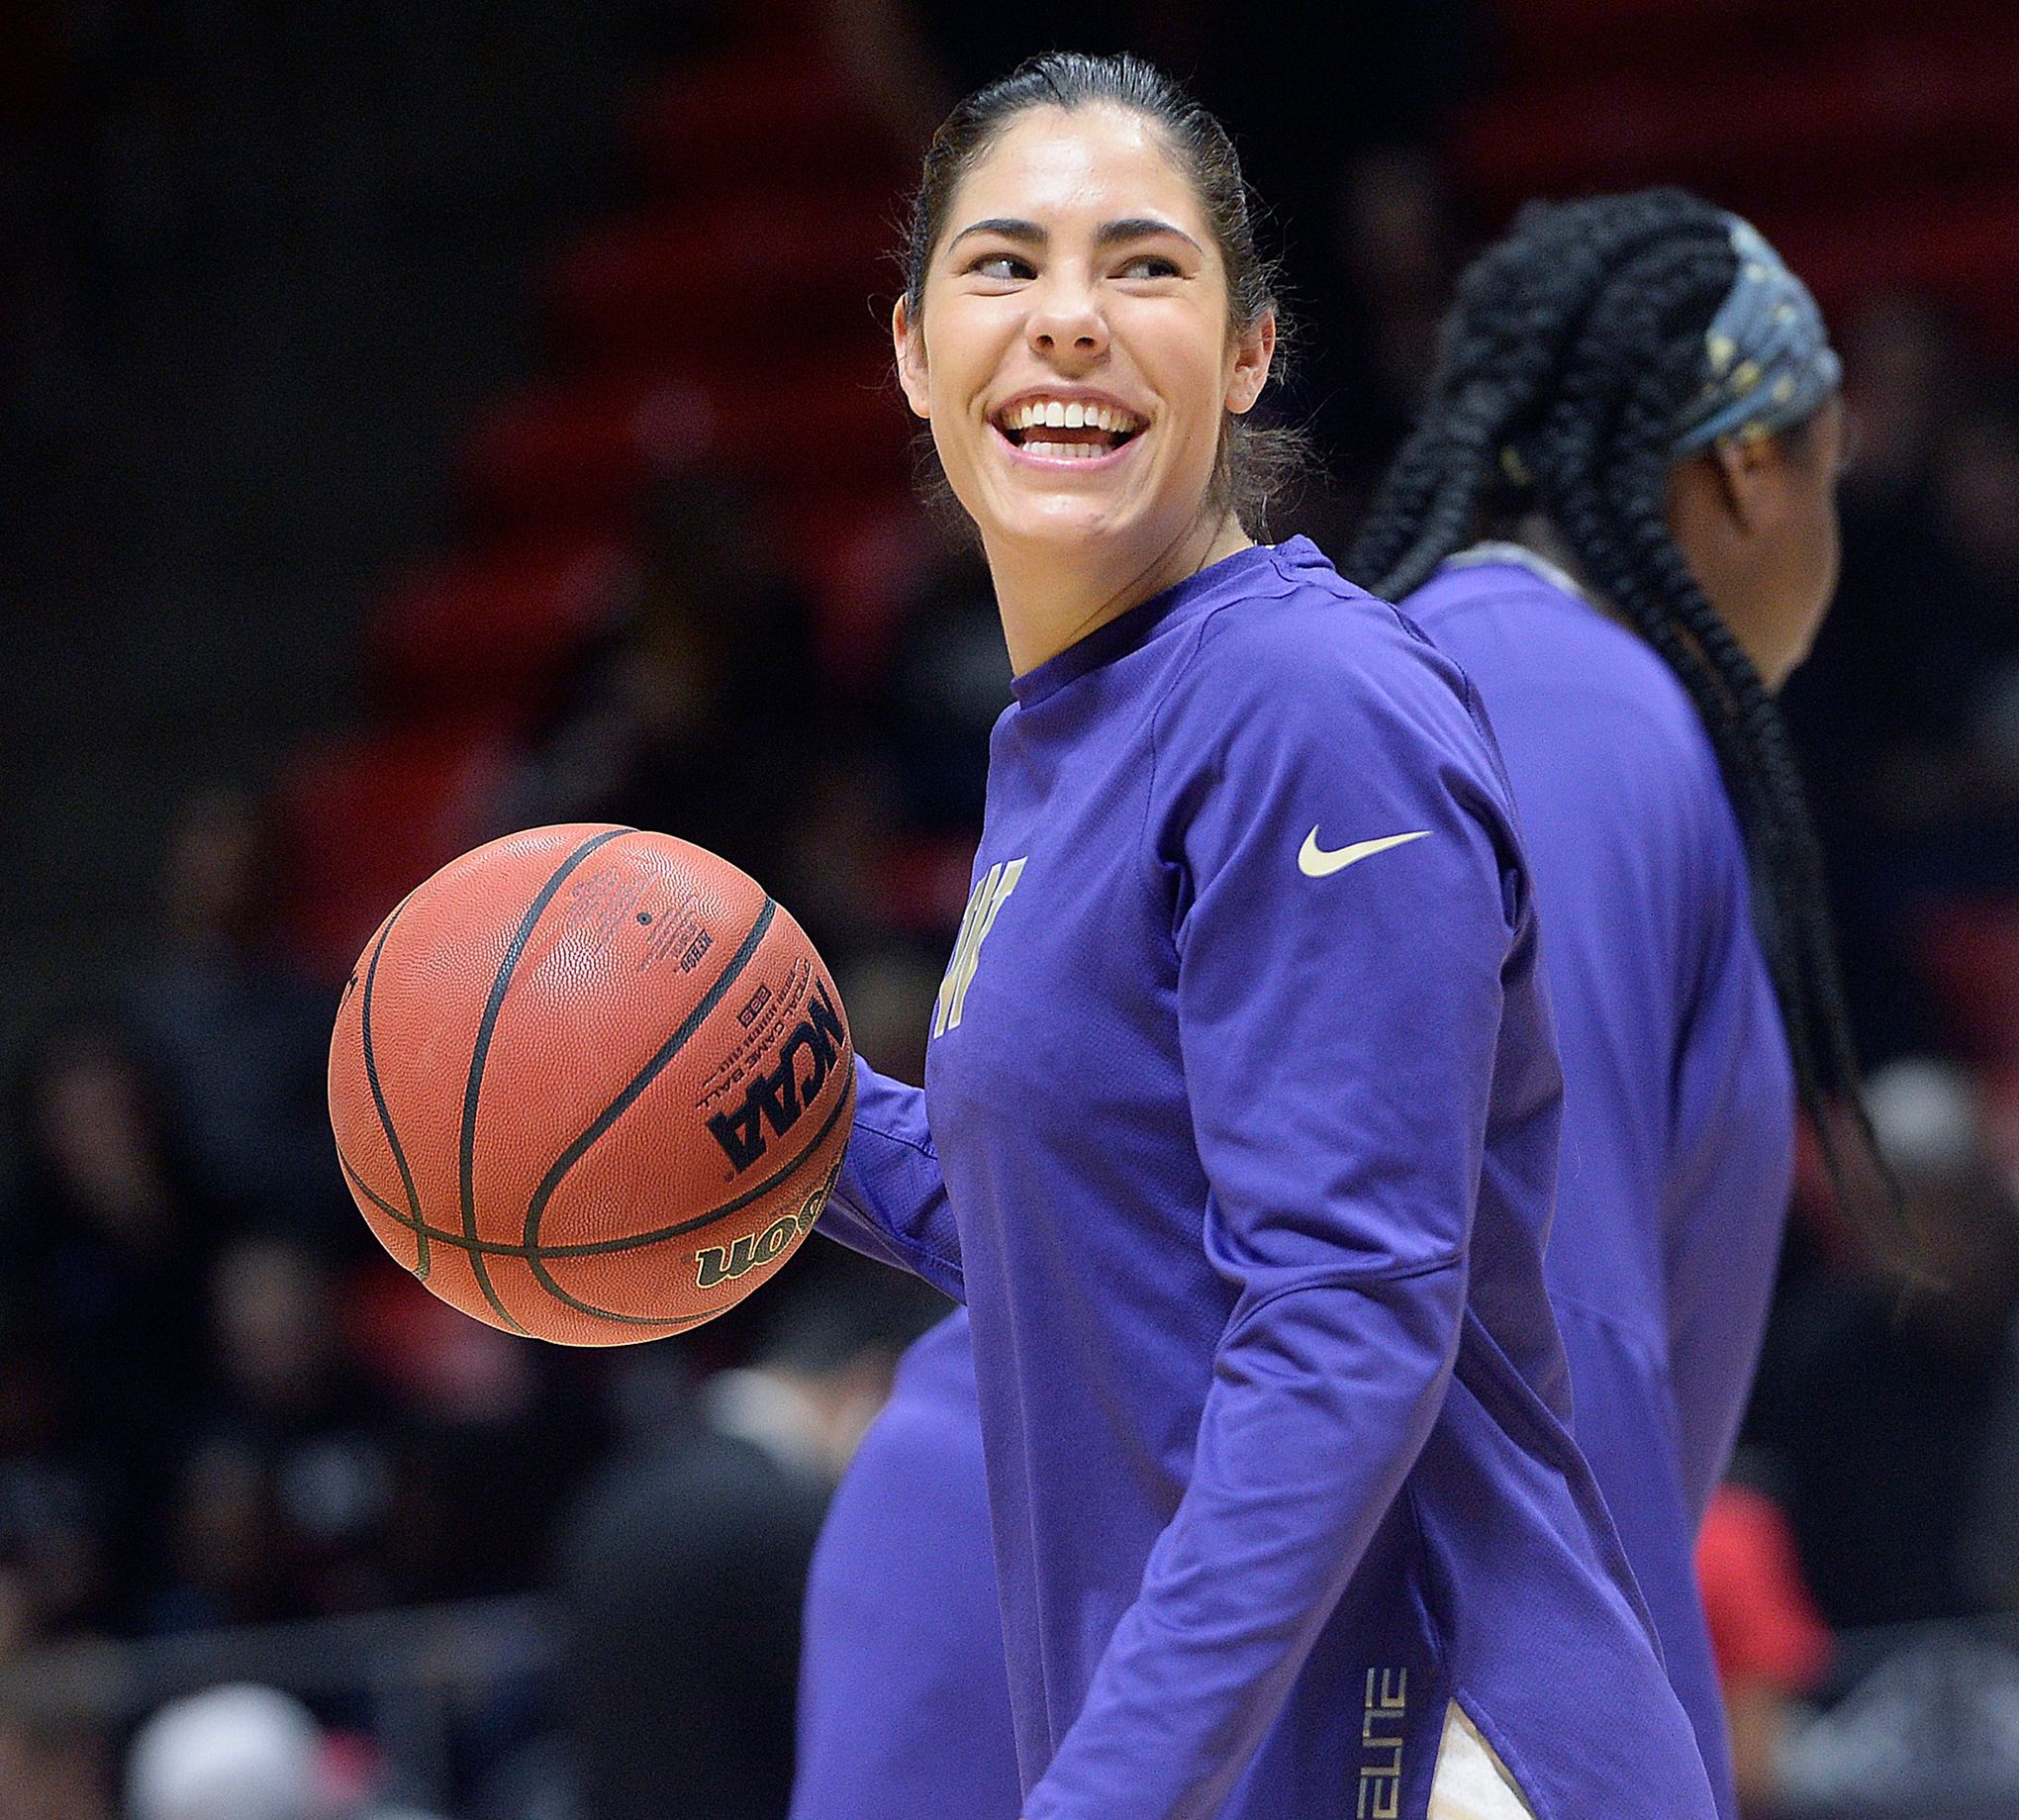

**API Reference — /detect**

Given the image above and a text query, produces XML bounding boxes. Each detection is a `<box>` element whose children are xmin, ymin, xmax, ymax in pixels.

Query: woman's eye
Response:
<box><xmin>971</xmin><ymin>254</ymin><xmax>1032</xmax><ymax>281</ymax></box>
<box><xmin>1118</xmin><ymin>255</ymin><xmax>1181</xmax><ymax>279</ymax></box>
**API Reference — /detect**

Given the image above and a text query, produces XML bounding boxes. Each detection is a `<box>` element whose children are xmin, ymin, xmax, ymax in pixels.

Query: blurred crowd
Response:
<box><xmin>3</xmin><ymin>3</ymin><xmax>2019</xmax><ymax>1819</ymax></box>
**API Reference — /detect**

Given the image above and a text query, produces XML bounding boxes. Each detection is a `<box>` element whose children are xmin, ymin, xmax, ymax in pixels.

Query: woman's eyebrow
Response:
<box><xmin>1095</xmin><ymin>217</ymin><xmax>1202</xmax><ymax>253</ymax></box>
<box><xmin>945</xmin><ymin>217</ymin><xmax>1204</xmax><ymax>254</ymax></box>
<box><xmin>948</xmin><ymin>217</ymin><xmax>1045</xmax><ymax>250</ymax></box>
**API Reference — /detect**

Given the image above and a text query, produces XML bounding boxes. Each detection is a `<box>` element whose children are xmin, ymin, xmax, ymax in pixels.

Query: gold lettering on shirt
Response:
<box><xmin>1358</xmin><ymin>1668</ymin><xmax>1407</xmax><ymax>1820</ymax></box>
<box><xmin>933</xmin><ymin>857</ymin><xmax>1026</xmax><ymax>1038</ymax></box>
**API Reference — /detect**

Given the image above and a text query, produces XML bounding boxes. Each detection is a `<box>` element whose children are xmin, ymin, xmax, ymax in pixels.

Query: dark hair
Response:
<box><xmin>1349</xmin><ymin>188</ymin><xmax>1902</xmax><ymax>1239</ymax></box>
<box><xmin>900</xmin><ymin>51</ymin><xmax>1309</xmax><ymax>534</ymax></box>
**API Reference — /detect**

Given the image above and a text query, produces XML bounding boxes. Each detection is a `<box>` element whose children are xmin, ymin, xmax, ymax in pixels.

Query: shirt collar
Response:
<box><xmin>1440</xmin><ymin>539</ymin><xmax>1589</xmax><ymax>605</ymax></box>
<box><xmin>1010</xmin><ymin>538</ymin><xmax>1317</xmax><ymax>709</ymax></box>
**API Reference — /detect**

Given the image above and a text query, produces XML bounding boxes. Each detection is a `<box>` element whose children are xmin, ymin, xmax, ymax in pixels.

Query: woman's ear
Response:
<box><xmin>895</xmin><ymin>295</ymin><xmax>930</xmax><ymax>422</ymax></box>
<box><xmin>1224</xmin><ymin>309</ymin><xmax>1277</xmax><ymax>416</ymax></box>
<box><xmin>1707</xmin><ymin>431</ymin><xmax>1784</xmax><ymax>536</ymax></box>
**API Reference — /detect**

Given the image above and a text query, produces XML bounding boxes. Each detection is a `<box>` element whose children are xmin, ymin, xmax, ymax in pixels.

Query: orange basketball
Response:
<box><xmin>328</xmin><ymin>824</ymin><xmax>854</xmax><ymax>1345</ymax></box>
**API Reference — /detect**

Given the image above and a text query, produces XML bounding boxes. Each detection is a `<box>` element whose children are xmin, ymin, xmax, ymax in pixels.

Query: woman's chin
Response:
<box><xmin>979</xmin><ymin>487</ymin><xmax>1134</xmax><ymax>550</ymax></box>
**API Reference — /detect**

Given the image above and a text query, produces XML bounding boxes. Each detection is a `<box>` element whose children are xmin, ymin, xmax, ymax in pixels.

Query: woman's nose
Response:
<box><xmin>1027</xmin><ymin>276</ymin><xmax>1107</xmax><ymax>358</ymax></box>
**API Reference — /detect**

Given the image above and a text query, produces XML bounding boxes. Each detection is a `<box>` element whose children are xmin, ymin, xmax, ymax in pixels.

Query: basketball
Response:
<box><xmin>328</xmin><ymin>823</ymin><xmax>854</xmax><ymax>1345</ymax></box>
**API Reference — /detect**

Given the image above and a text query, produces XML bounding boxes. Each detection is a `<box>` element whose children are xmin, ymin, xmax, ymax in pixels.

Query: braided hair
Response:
<box><xmin>1349</xmin><ymin>188</ymin><xmax>1901</xmax><ymax>1239</ymax></box>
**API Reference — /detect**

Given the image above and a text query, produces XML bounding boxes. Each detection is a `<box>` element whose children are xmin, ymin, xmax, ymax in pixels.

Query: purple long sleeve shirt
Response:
<box><xmin>817</xmin><ymin>538</ymin><xmax>1713</xmax><ymax>1820</ymax></box>
<box><xmin>797</xmin><ymin>551</ymin><xmax>1793</xmax><ymax>1820</ymax></box>
<box><xmin>1406</xmin><ymin>549</ymin><xmax>1795</xmax><ymax>1816</ymax></box>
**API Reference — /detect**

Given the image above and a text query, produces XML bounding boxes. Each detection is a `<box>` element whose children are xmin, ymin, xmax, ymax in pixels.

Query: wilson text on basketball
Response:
<box><xmin>694</xmin><ymin>1150</ymin><xmax>845</xmax><ymax>1289</ymax></box>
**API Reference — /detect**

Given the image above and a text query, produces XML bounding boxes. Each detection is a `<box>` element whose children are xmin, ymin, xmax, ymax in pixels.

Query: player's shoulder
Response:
<box><xmin>1406</xmin><ymin>553</ymin><xmax>1721</xmax><ymax>790</ymax></box>
<box><xmin>1178</xmin><ymin>536</ymin><xmax>1480</xmax><ymax>730</ymax></box>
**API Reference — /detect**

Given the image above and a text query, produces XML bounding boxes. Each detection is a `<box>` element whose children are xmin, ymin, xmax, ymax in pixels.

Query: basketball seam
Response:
<box><xmin>458</xmin><ymin>826</ymin><xmax>635</xmax><ymax>1336</ymax></box>
<box><xmin>521</xmin><ymin>894</ymin><xmax>794</xmax><ymax>1325</ymax></box>
<box><xmin>526</xmin><ymin>1071</ymin><xmax>852</xmax><ymax>1331</ymax></box>
<box><xmin>336</xmin><ymin>962</ymin><xmax>849</xmax><ymax>1265</ymax></box>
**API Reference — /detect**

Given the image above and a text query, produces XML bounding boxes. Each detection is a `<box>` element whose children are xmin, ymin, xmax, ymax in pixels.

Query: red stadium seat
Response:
<box><xmin>1983</xmin><ymin>1067</ymin><xmax>2019</xmax><ymax>1179</ymax></box>
<box><xmin>880</xmin><ymin>832</ymin><xmax>989</xmax><ymax>938</ymax></box>
<box><xmin>1459</xmin><ymin>23</ymin><xmax>2019</xmax><ymax>218</ymax></box>
<box><xmin>459</xmin><ymin>358</ymin><xmax>910</xmax><ymax>532</ymax></box>
<box><xmin>1763</xmin><ymin>185</ymin><xmax>2019</xmax><ymax>355</ymax></box>
<box><xmin>368</xmin><ymin>533</ymin><xmax>636</xmax><ymax>718</ymax></box>
<box><xmin>542</xmin><ymin>188</ymin><xmax>898</xmax><ymax>360</ymax></box>
<box><xmin>625</xmin><ymin>55</ymin><xmax>906</xmax><ymax>194</ymax></box>
<box><xmin>1694</xmin><ymin>1482</ymin><xmax>1832</xmax><ymax>1693</ymax></box>
<box><xmin>1484</xmin><ymin>0</ymin><xmax>2015</xmax><ymax>85</ymax></box>
<box><xmin>459</xmin><ymin>370</ymin><xmax>695</xmax><ymax>532</ymax></box>
<box><xmin>277</xmin><ymin>717</ymin><xmax>515</xmax><ymax>982</ymax></box>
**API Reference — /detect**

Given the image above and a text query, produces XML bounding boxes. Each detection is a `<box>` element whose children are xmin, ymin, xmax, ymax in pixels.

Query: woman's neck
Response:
<box><xmin>986</xmin><ymin>513</ymin><xmax>1254</xmax><ymax>676</ymax></box>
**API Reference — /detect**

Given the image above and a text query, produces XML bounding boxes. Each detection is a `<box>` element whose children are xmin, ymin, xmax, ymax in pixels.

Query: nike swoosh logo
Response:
<box><xmin>1298</xmin><ymin>828</ymin><xmax>1430</xmax><ymax>878</ymax></box>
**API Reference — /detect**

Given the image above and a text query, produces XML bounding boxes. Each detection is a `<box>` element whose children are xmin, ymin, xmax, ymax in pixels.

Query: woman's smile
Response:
<box><xmin>990</xmin><ymin>388</ymin><xmax>1148</xmax><ymax>469</ymax></box>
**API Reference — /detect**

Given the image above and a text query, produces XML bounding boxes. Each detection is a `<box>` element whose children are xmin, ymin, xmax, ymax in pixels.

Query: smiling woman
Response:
<box><xmin>890</xmin><ymin>56</ymin><xmax>1305</xmax><ymax>671</ymax></box>
<box><xmin>895</xmin><ymin>94</ymin><xmax>1269</xmax><ymax>674</ymax></box>
<box><xmin>800</xmin><ymin>52</ymin><xmax>1720</xmax><ymax>1820</ymax></box>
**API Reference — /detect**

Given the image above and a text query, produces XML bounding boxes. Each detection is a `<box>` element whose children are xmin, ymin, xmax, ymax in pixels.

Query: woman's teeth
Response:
<box><xmin>1004</xmin><ymin>399</ymin><xmax>1142</xmax><ymax>433</ymax></box>
<box><xmin>1021</xmin><ymin>439</ymin><xmax>1113</xmax><ymax>460</ymax></box>
<box><xmin>998</xmin><ymin>398</ymin><xmax>1144</xmax><ymax>461</ymax></box>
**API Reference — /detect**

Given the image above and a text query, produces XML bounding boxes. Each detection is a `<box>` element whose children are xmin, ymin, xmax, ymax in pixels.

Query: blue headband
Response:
<box><xmin>1671</xmin><ymin>216</ymin><xmax>1840</xmax><ymax>456</ymax></box>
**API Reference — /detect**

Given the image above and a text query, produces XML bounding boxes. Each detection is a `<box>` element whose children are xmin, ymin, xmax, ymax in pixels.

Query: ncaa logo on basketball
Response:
<box><xmin>706</xmin><ymin>977</ymin><xmax>846</xmax><ymax>1174</ymax></box>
